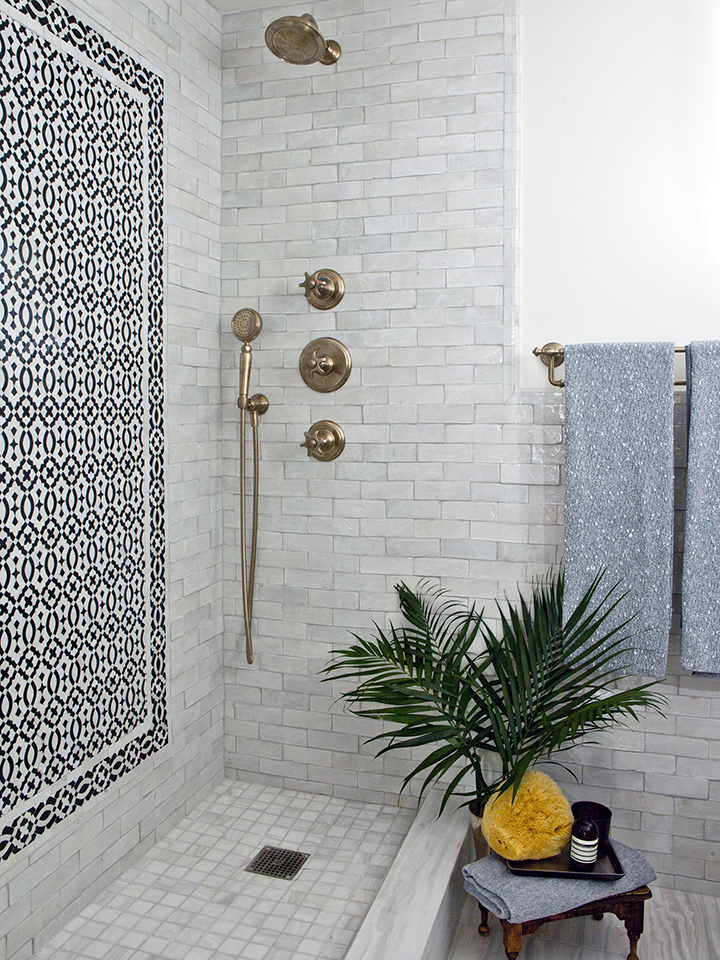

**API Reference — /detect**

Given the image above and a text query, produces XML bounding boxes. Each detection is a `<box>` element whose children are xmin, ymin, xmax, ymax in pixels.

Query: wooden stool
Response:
<box><xmin>477</xmin><ymin>885</ymin><xmax>652</xmax><ymax>960</ymax></box>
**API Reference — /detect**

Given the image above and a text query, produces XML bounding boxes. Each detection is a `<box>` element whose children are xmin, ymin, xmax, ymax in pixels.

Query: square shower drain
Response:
<box><xmin>245</xmin><ymin>845</ymin><xmax>310</xmax><ymax>880</ymax></box>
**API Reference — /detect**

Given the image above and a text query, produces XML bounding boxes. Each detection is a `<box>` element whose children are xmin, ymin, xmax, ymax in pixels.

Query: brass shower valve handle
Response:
<box><xmin>299</xmin><ymin>269</ymin><xmax>345</xmax><ymax>310</ymax></box>
<box><xmin>306</xmin><ymin>349</ymin><xmax>334</xmax><ymax>376</ymax></box>
<box><xmin>299</xmin><ymin>338</ymin><xmax>352</xmax><ymax>393</ymax></box>
<box><xmin>300</xmin><ymin>421</ymin><xmax>345</xmax><ymax>461</ymax></box>
<box><xmin>300</xmin><ymin>431</ymin><xmax>318</xmax><ymax>455</ymax></box>
<box><xmin>299</xmin><ymin>272</ymin><xmax>327</xmax><ymax>296</ymax></box>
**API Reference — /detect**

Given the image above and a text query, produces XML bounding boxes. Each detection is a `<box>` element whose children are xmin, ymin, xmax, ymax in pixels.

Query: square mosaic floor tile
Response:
<box><xmin>32</xmin><ymin>781</ymin><xmax>414</xmax><ymax>960</ymax></box>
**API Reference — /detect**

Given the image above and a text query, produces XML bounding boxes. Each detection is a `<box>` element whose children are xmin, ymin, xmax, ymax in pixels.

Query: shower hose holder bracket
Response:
<box><xmin>238</xmin><ymin>393</ymin><xmax>269</xmax><ymax>414</ymax></box>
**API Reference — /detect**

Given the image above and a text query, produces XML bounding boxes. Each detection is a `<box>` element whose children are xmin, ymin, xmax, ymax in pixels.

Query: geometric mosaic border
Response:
<box><xmin>0</xmin><ymin>0</ymin><xmax>165</xmax><ymax>860</ymax></box>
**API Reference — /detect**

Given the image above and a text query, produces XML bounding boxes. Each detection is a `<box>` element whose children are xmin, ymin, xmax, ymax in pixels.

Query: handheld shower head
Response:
<box><xmin>232</xmin><ymin>309</ymin><xmax>262</xmax><ymax>409</ymax></box>
<box><xmin>265</xmin><ymin>14</ymin><xmax>341</xmax><ymax>66</ymax></box>
<box><xmin>232</xmin><ymin>308</ymin><xmax>262</xmax><ymax>343</ymax></box>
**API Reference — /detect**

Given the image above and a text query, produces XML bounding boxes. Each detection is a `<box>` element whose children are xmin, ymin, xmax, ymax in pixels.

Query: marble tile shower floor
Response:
<box><xmin>33</xmin><ymin>780</ymin><xmax>414</xmax><ymax>960</ymax></box>
<box><xmin>448</xmin><ymin>884</ymin><xmax>720</xmax><ymax>960</ymax></box>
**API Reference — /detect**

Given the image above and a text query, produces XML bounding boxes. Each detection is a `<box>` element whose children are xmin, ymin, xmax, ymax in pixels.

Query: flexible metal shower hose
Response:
<box><xmin>240</xmin><ymin>408</ymin><xmax>260</xmax><ymax>664</ymax></box>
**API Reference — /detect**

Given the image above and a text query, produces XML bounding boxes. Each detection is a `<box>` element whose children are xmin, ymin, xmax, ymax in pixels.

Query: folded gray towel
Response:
<box><xmin>681</xmin><ymin>340</ymin><xmax>720</xmax><ymax>674</ymax></box>
<box><xmin>563</xmin><ymin>342</ymin><xmax>675</xmax><ymax>677</ymax></box>
<box><xmin>462</xmin><ymin>841</ymin><xmax>655</xmax><ymax>924</ymax></box>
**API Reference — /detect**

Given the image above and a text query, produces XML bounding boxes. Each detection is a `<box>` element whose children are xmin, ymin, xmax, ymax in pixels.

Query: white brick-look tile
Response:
<box><xmin>222</xmin><ymin>0</ymin><xmax>539</xmax><ymax>810</ymax></box>
<box><xmin>221</xmin><ymin>0</ymin><xmax>720</xmax><ymax>901</ymax></box>
<box><xmin>0</xmin><ymin>1</ymin><xmax>225</xmax><ymax>957</ymax></box>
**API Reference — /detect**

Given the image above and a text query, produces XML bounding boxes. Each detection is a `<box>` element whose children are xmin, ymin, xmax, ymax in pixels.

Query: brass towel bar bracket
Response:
<box><xmin>532</xmin><ymin>342</ymin><xmax>687</xmax><ymax>388</ymax></box>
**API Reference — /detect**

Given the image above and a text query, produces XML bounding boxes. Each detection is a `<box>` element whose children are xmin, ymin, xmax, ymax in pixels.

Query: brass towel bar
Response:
<box><xmin>532</xmin><ymin>342</ymin><xmax>687</xmax><ymax>388</ymax></box>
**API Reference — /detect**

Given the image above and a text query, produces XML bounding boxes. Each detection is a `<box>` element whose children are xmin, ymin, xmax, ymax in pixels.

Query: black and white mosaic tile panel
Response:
<box><xmin>0</xmin><ymin>0</ymin><xmax>165</xmax><ymax>860</ymax></box>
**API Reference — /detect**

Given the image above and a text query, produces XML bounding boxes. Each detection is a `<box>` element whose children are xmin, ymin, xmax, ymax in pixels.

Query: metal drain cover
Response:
<box><xmin>245</xmin><ymin>845</ymin><xmax>310</xmax><ymax>880</ymax></box>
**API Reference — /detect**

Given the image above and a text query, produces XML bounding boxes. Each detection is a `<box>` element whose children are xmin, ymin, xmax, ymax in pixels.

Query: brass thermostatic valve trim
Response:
<box><xmin>299</xmin><ymin>337</ymin><xmax>352</xmax><ymax>393</ymax></box>
<box><xmin>300</xmin><ymin>421</ymin><xmax>345</xmax><ymax>461</ymax></box>
<box><xmin>299</xmin><ymin>269</ymin><xmax>345</xmax><ymax>310</ymax></box>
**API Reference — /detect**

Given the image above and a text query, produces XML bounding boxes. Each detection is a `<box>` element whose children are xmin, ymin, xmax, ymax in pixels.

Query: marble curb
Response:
<box><xmin>345</xmin><ymin>790</ymin><xmax>473</xmax><ymax>960</ymax></box>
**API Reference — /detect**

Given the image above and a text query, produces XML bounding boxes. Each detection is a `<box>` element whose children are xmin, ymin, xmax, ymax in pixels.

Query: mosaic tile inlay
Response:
<box><xmin>0</xmin><ymin>0</ymin><xmax>165</xmax><ymax>859</ymax></box>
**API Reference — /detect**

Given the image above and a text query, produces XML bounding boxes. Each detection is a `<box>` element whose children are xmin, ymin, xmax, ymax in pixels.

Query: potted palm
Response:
<box><xmin>321</xmin><ymin>569</ymin><xmax>665</xmax><ymax>826</ymax></box>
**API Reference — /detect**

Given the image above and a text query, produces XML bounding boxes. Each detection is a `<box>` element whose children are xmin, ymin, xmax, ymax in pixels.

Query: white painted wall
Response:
<box><xmin>519</xmin><ymin>0</ymin><xmax>720</xmax><ymax>388</ymax></box>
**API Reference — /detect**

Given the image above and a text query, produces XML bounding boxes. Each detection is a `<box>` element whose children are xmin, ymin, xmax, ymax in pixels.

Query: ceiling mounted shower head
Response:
<box><xmin>265</xmin><ymin>14</ymin><xmax>341</xmax><ymax>66</ymax></box>
<box><xmin>232</xmin><ymin>308</ymin><xmax>263</xmax><ymax>343</ymax></box>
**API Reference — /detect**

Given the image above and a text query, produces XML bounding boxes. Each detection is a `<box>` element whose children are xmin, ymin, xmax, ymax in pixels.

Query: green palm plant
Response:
<box><xmin>321</xmin><ymin>569</ymin><xmax>666</xmax><ymax>814</ymax></box>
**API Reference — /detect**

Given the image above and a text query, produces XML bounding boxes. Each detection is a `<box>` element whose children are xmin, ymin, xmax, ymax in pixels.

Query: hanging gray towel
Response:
<box><xmin>564</xmin><ymin>342</ymin><xmax>675</xmax><ymax>677</ymax></box>
<box><xmin>462</xmin><ymin>841</ymin><xmax>655</xmax><ymax>924</ymax></box>
<box><xmin>681</xmin><ymin>340</ymin><xmax>720</xmax><ymax>674</ymax></box>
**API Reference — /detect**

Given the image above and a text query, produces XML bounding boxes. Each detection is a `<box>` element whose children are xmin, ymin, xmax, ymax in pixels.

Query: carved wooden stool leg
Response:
<box><xmin>473</xmin><ymin>887</ymin><xmax>650</xmax><ymax>960</ymax></box>
<box><xmin>502</xmin><ymin>921</ymin><xmax>523</xmax><ymax>960</ymax></box>
<box><xmin>625</xmin><ymin>931</ymin><xmax>640</xmax><ymax>960</ymax></box>
<box><xmin>624</xmin><ymin>899</ymin><xmax>645</xmax><ymax>960</ymax></box>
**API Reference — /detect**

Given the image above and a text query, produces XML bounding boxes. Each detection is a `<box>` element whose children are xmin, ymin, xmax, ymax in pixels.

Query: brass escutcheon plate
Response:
<box><xmin>299</xmin><ymin>338</ymin><xmax>352</xmax><ymax>393</ymax></box>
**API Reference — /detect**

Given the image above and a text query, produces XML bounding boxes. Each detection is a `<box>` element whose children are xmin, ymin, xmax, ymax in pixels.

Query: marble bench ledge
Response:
<box><xmin>345</xmin><ymin>788</ymin><xmax>474</xmax><ymax>960</ymax></box>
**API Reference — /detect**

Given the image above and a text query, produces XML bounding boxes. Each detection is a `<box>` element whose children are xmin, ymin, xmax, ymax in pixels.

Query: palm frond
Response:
<box><xmin>321</xmin><ymin>568</ymin><xmax>667</xmax><ymax>812</ymax></box>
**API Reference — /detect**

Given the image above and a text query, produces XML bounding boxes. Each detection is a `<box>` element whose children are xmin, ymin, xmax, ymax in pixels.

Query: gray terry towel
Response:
<box><xmin>563</xmin><ymin>342</ymin><xmax>674</xmax><ymax>678</ymax></box>
<box><xmin>681</xmin><ymin>341</ymin><xmax>720</xmax><ymax>674</ymax></box>
<box><xmin>462</xmin><ymin>841</ymin><xmax>655</xmax><ymax>924</ymax></box>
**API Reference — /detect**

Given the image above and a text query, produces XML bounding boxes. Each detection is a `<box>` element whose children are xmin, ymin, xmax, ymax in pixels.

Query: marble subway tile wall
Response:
<box><xmin>222</xmin><ymin>0</ymin><xmax>720</xmax><ymax>896</ymax></box>
<box><xmin>221</xmin><ymin>0</ymin><xmax>555</xmax><ymax>802</ymax></box>
<box><xmin>0</xmin><ymin>1</ymin><xmax>225</xmax><ymax>957</ymax></box>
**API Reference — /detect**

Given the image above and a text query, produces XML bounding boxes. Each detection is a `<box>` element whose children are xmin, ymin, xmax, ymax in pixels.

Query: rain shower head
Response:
<box><xmin>265</xmin><ymin>14</ymin><xmax>341</xmax><ymax>66</ymax></box>
<box><xmin>232</xmin><ymin>308</ymin><xmax>262</xmax><ymax>343</ymax></box>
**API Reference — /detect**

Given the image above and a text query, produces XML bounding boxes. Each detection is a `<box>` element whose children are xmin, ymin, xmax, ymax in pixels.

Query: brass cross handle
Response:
<box><xmin>299</xmin><ymin>272</ymin><xmax>316</xmax><ymax>294</ymax></box>
<box><xmin>306</xmin><ymin>349</ymin><xmax>334</xmax><ymax>376</ymax></box>
<box><xmin>298</xmin><ymin>269</ymin><xmax>345</xmax><ymax>310</ymax></box>
<box><xmin>300</xmin><ymin>421</ymin><xmax>345</xmax><ymax>461</ymax></box>
<box><xmin>301</xmin><ymin>430</ymin><xmax>319</xmax><ymax>455</ymax></box>
<box><xmin>300</xmin><ymin>272</ymin><xmax>334</xmax><ymax>297</ymax></box>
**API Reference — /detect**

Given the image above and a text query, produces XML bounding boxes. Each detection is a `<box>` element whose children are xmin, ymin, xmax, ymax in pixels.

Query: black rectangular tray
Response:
<box><xmin>506</xmin><ymin>841</ymin><xmax>625</xmax><ymax>881</ymax></box>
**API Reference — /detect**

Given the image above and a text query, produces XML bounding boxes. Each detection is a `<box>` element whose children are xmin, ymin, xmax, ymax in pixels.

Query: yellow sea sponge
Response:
<box><xmin>481</xmin><ymin>771</ymin><xmax>573</xmax><ymax>861</ymax></box>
